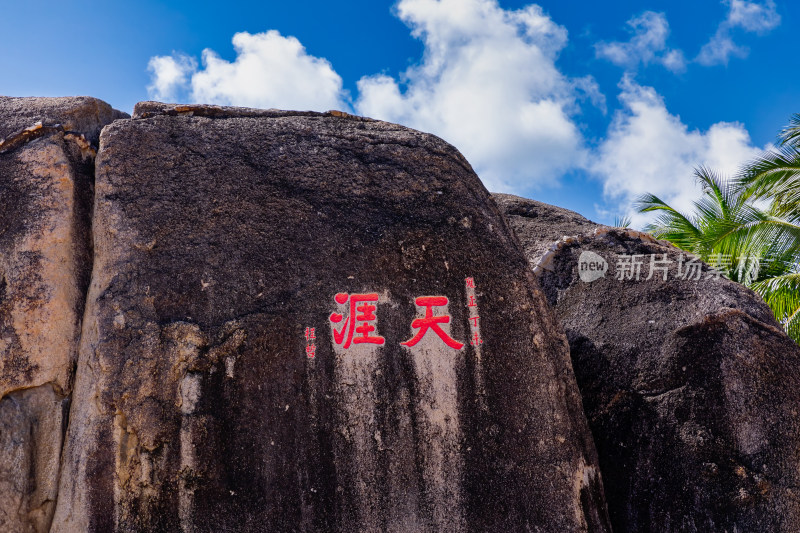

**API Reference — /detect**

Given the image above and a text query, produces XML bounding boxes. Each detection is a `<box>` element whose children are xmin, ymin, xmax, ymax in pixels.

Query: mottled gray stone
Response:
<box><xmin>0</xmin><ymin>385</ymin><xmax>68</xmax><ymax>533</ymax></box>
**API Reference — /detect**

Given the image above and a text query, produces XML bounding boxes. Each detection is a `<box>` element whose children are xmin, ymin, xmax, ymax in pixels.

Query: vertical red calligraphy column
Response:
<box><xmin>464</xmin><ymin>277</ymin><xmax>482</xmax><ymax>348</ymax></box>
<box><xmin>304</xmin><ymin>327</ymin><xmax>316</xmax><ymax>359</ymax></box>
<box><xmin>464</xmin><ymin>277</ymin><xmax>487</xmax><ymax>412</ymax></box>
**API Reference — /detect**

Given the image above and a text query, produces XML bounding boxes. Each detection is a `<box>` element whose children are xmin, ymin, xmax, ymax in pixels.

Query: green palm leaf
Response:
<box><xmin>752</xmin><ymin>272</ymin><xmax>800</xmax><ymax>343</ymax></box>
<box><xmin>737</xmin><ymin>146</ymin><xmax>800</xmax><ymax>219</ymax></box>
<box><xmin>779</xmin><ymin>113</ymin><xmax>800</xmax><ymax>148</ymax></box>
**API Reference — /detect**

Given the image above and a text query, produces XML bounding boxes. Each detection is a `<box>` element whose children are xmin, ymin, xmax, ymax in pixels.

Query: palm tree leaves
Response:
<box><xmin>737</xmin><ymin>113</ymin><xmax>800</xmax><ymax>221</ymax></box>
<box><xmin>779</xmin><ymin>113</ymin><xmax>800</xmax><ymax>148</ymax></box>
<box><xmin>637</xmin><ymin>116</ymin><xmax>800</xmax><ymax>343</ymax></box>
<box><xmin>737</xmin><ymin>147</ymin><xmax>800</xmax><ymax>218</ymax></box>
<box><xmin>635</xmin><ymin>193</ymin><xmax>702</xmax><ymax>251</ymax></box>
<box><xmin>613</xmin><ymin>215</ymin><xmax>632</xmax><ymax>228</ymax></box>
<box><xmin>636</xmin><ymin>167</ymin><xmax>789</xmax><ymax>271</ymax></box>
<box><xmin>752</xmin><ymin>271</ymin><xmax>800</xmax><ymax>339</ymax></box>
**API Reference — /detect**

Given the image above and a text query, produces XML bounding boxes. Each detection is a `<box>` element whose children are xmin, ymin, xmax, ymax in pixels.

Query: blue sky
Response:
<box><xmin>2</xmin><ymin>0</ymin><xmax>796</xmax><ymax>226</ymax></box>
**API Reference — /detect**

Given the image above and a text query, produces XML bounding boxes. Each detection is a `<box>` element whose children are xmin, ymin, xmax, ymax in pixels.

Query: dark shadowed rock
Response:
<box><xmin>499</xmin><ymin>201</ymin><xmax>800</xmax><ymax>532</ymax></box>
<box><xmin>52</xmin><ymin>103</ymin><xmax>610</xmax><ymax>532</ymax></box>
<box><xmin>0</xmin><ymin>96</ymin><xmax>123</xmax><ymax>533</ymax></box>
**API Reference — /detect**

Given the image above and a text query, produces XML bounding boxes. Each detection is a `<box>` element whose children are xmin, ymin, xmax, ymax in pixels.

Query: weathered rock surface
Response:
<box><xmin>52</xmin><ymin>103</ymin><xmax>610</xmax><ymax>532</ymax></box>
<box><xmin>0</xmin><ymin>385</ymin><xmax>68</xmax><ymax>533</ymax></box>
<box><xmin>0</xmin><ymin>96</ymin><xmax>124</xmax><ymax>533</ymax></box>
<box><xmin>492</xmin><ymin>193</ymin><xmax>597</xmax><ymax>267</ymax></box>
<box><xmin>497</xmin><ymin>195</ymin><xmax>800</xmax><ymax>533</ymax></box>
<box><xmin>0</xmin><ymin>95</ymin><xmax>126</xmax><ymax>145</ymax></box>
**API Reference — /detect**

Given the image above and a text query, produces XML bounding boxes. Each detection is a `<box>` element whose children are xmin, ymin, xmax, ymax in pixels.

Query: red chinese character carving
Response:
<box><xmin>469</xmin><ymin>316</ymin><xmax>479</xmax><ymax>327</ymax></box>
<box><xmin>304</xmin><ymin>327</ymin><xmax>316</xmax><ymax>341</ymax></box>
<box><xmin>465</xmin><ymin>277</ymin><xmax>475</xmax><ymax>288</ymax></box>
<box><xmin>401</xmin><ymin>296</ymin><xmax>464</xmax><ymax>350</ymax></box>
<box><xmin>329</xmin><ymin>293</ymin><xmax>385</xmax><ymax>349</ymax></box>
<box><xmin>306</xmin><ymin>345</ymin><xmax>316</xmax><ymax>358</ymax></box>
<box><xmin>470</xmin><ymin>332</ymin><xmax>483</xmax><ymax>346</ymax></box>
<box><xmin>468</xmin><ymin>295</ymin><xmax>477</xmax><ymax>307</ymax></box>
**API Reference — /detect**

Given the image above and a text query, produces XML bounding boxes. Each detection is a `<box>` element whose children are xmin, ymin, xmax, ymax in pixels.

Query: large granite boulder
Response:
<box><xmin>496</xmin><ymin>195</ymin><xmax>800</xmax><ymax>532</ymax></box>
<box><xmin>52</xmin><ymin>103</ymin><xmax>610</xmax><ymax>532</ymax></box>
<box><xmin>0</xmin><ymin>96</ymin><xmax>124</xmax><ymax>533</ymax></box>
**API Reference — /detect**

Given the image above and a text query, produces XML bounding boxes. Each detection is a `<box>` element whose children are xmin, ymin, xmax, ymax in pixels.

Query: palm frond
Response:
<box><xmin>635</xmin><ymin>193</ymin><xmax>704</xmax><ymax>252</ymax></box>
<box><xmin>736</xmin><ymin>146</ymin><xmax>800</xmax><ymax>213</ymax></box>
<box><xmin>786</xmin><ymin>306</ymin><xmax>800</xmax><ymax>344</ymax></box>
<box><xmin>779</xmin><ymin>113</ymin><xmax>800</xmax><ymax>148</ymax></box>
<box><xmin>752</xmin><ymin>271</ymin><xmax>800</xmax><ymax>343</ymax></box>
<box><xmin>613</xmin><ymin>215</ymin><xmax>631</xmax><ymax>228</ymax></box>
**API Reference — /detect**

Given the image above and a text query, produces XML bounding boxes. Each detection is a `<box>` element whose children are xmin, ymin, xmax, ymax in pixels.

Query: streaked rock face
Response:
<box><xmin>51</xmin><ymin>103</ymin><xmax>610</xmax><ymax>532</ymax></box>
<box><xmin>495</xmin><ymin>193</ymin><xmax>800</xmax><ymax>533</ymax></box>
<box><xmin>0</xmin><ymin>96</ymin><xmax>124</xmax><ymax>533</ymax></box>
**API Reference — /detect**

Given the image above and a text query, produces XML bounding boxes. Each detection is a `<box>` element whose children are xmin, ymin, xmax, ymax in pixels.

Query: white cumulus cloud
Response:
<box><xmin>147</xmin><ymin>54</ymin><xmax>197</xmax><ymax>102</ymax></box>
<box><xmin>595</xmin><ymin>11</ymin><xmax>686</xmax><ymax>73</ymax></box>
<box><xmin>147</xmin><ymin>30</ymin><xmax>348</xmax><ymax>111</ymax></box>
<box><xmin>728</xmin><ymin>0</ymin><xmax>781</xmax><ymax>32</ymax></box>
<box><xmin>354</xmin><ymin>0</ymin><xmax>592</xmax><ymax>192</ymax></box>
<box><xmin>697</xmin><ymin>0</ymin><xmax>780</xmax><ymax>65</ymax></box>
<box><xmin>696</xmin><ymin>33</ymin><xmax>749</xmax><ymax>66</ymax></box>
<box><xmin>591</xmin><ymin>76</ymin><xmax>764</xmax><ymax>228</ymax></box>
